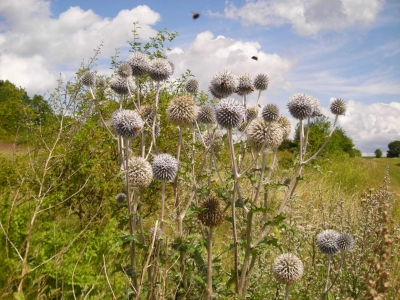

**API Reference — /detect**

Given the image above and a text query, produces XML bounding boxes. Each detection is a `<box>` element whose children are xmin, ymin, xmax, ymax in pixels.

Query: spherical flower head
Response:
<box><xmin>115</xmin><ymin>193</ymin><xmax>127</xmax><ymax>206</ymax></box>
<box><xmin>246</xmin><ymin>107</ymin><xmax>259</xmax><ymax>122</ymax></box>
<box><xmin>238</xmin><ymin>121</ymin><xmax>249</xmax><ymax>132</ymax></box>
<box><xmin>112</xmin><ymin>109</ymin><xmax>144</xmax><ymax>139</ymax></box>
<box><xmin>185</xmin><ymin>79</ymin><xmax>199</xmax><ymax>94</ymax></box>
<box><xmin>287</xmin><ymin>93</ymin><xmax>314</xmax><ymax>120</ymax></box>
<box><xmin>209</xmin><ymin>70</ymin><xmax>238</xmax><ymax>99</ymax></box>
<box><xmin>277</xmin><ymin>116</ymin><xmax>291</xmax><ymax>139</ymax></box>
<box><xmin>246</xmin><ymin>118</ymin><xmax>284</xmax><ymax>152</ymax></box>
<box><xmin>97</xmin><ymin>78</ymin><xmax>106</xmax><ymax>89</ymax></box>
<box><xmin>201</xmin><ymin>130</ymin><xmax>223</xmax><ymax>151</ymax></box>
<box><xmin>317</xmin><ymin>229</ymin><xmax>340</xmax><ymax>255</ymax></box>
<box><xmin>149</xmin><ymin>227</ymin><xmax>162</xmax><ymax>241</ymax></box>
<box><xmin>215</xmin><ymin>98</ymin><xmax>246</xmax><ymax>129</ymax></box>
<box><xmin>167</xmin><ymin>95</ymin><xmax>198</xmax><ymax>126</ymax></box>
<box><xmin>139</xmin><ymin>105</ymin><xmax>156</xmax><ymax>121</ymax></box>
<box><xmin>127</xmin><ymin>52</ymin><xmax>150</xmax><ymax>77</ymax></box>
<box><xmin>197</xmin><ymin>105</ymin><xmax>216</xmax><ymax>125</ymax></box>
<box><xmin>208</xmin><ymin>84</ymin><xmax>221</xmax><ymax>99</ymax></box>
<box><xmin>262</xmin><ymin>104</ymin><xmax>280</xmax><ymax>122</ymax></box>
<box><xmin>309</xmin><ymin>96</ymin><xmax>321</xmax><ymax>118</ymax></box>
<box><xmin>254</xmin><ymin>74</ymin><xmax>269</xmax><ymax>91</ymax></box>
<box><xmin>330</xmin><ymin>98</ymin><xmax>346</xmax><ymax>115</ymax></box>
<box><xmin>110</xmin><ymin>76</ymin><xmax>135</xmax><ymax>96</ymax></box>
<box><xmin>168</xmin><ymin>61</ymin><xmax>175</xmax><ymax>76</ymax></box>
<box><xmin>273</xmin><ymin>253</ymin><xmax>304</xmax><ymax>284</ymax></box>
<box><xmin>198</xmin><ymin>196</ymin><xmax>225</xmax><ymax>227</ymax></box>
<box><xmin>337</xmin><ymin>232</ymin><xmax>354</xmax><ymax>251</ymax></box>
<box><xmin>148</xmin><ymin>58</ymin><xmax>172</xmax><ymax>82</ymax></box>
<box><xmin>80</xmin><ymin>71</ymin><xmax>96</xmax><ymax>87</ymax></box>
<box><xmin>154</xmin><ymin>124</ymin><xmax>161</xmax><ymax>138</ymax></box>
<box><xmin>125</xmin><ymin>156</ymin><xmax>153</xmax><ymax>188</ymax></box>
<box><xmin>236</xmin><ymin>73</ymin><xmax>254</xmax><ymax>96</ymax></box>
<box><xmin>117</xmin><ymin>62</ymin><xmax>133</xmax><ymax>78</ymax></box>
<box><xmin>152</xmin><ymin>153</ymin><xmax>178</xmax><ymax>182</ymax></box>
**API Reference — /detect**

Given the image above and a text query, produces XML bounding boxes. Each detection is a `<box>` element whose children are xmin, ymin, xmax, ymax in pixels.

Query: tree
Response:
<box><xmin>375</xmin><ymin>149</ymin><xmax>382</xmax><ymax>158</ymax></box>
<box><xmin>387</xmin><ymin>140</ymin><xmax>400</xmax><ymax>157</ymax></box>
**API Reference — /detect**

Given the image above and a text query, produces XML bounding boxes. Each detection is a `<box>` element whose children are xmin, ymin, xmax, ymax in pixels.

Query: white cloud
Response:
<box><xmin>327</xmin><ymin>100</ymin><xmax>400</xmax><ymax>155</ymax></box>
<box><xmin>0</xmin><ymin>0</ymin><xmax>160</xmax><ymax>95</ymax></box>
<box><xmin>211</xmin><ymin>0</ymin><xmax>385</xmax><ymax>36</ymax></box>
<box><xmin>168</xmin><ymin>31</ymin><xmax>295</xmax><ymax>100</ymax></box>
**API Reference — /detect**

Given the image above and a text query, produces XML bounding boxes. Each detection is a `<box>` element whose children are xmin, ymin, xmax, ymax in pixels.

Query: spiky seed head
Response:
<box><xmin>154</xmin><ymin>124</ymin><xmax>161</xmax><ymax>138</ymax></box>
<box><xmin>238</xmin><ymin>121</ymin><xmax>249</xmax><ymax>132</ymax></box>
<box><xmin>97</xmin><ymin>78</ymin><xmax>106</xmax><ymax>88</ymax></box>
<box><xmin>168</xmin><ymin>61</ymin><xmax>175</xmax><ymax>75</ymax></box>
<box><xmin>110</xmin><ymin>76</ymin><xmax>135</xmax><ymax>96</ymax></box>
<box><xmin>246</xmin><ymin>118</ymin><xmax>284</xmax><ymax>152</ymax></box>
<box><xmin>209</xmin><ymin>70</ymin><xmax>238</xmax><ymax>98</ymax></box>
<box><xmin>201</xmin><ymin>131</ymin><xmax>223</xmax><ymax>151</ymax></box>
<box><xmin>337</xmin><ymin>233</ymin><xmax>354</xmax><ymax>251</ymax></box>
<box><xmin>317</xmin><ymin>230</ymin><xmax>340</xmax><ymax>255</ymax></box>
<box><xmin>149</xmin><ymin>227</ymin><xmax>162</xmax><ymax>241</ymax></box>
<box><xmin>139</xmin><ymin>105</ymin><xmax>156</xmax><ymax>121</ymax></box>
<box><xmin>126</xmin><ymin>52</ymin><xmax>150</xmax><ymax>77</ymax></box>
<box><xmin>273</xmin><ymin>253</ymin><xmax>304</xmax><ymax>284</ymax></box>
<box><xmin>254</xmin><ymin>74</ymin><xmax>269</xmax><ymax>91</ymax></box>
<box><xmin>246</xmin><ymin>107</ymin><xmax>259</xmax><ymax>122</ymax></box>
<box><xmin>112</xmin><ymin>109</ymin><xmax>144</xmax><ymax>139</ymax></box>
<box><xmin>262</xmin><ymin>104</ymin><xmax>280</xmax><ymax>122</ymax></box>
<box><xmin>115</xmin><ymin>193</ymin><xmax>127</xmax><ymax>206</ymax></box>
<box><xmin>197</xmin><ymin>105</ymin><xmax>216</xmax><ymax>125</ymax></box>
<box><xmin>185</xmin><ymin>79</ymin><xmax>199</xmax><ymax>94</ymax></box>
<box><xmin>198</xmin><ymin>196</ymin><xmax>225</xmax><ymax>227</ymax></box>
<box><xmin>309</xmin><ymin>96</ymin><xmax>322</xmax><ymax>118</ymax></box>
<box><xmin>215</xmin><ymin>98</ymin><xmax>246</xmax><ymax>129</ymax></box>
<box><xmin>287</xmin><ymin>93</ymin><xmax>314</xmax><ymax>120</ymax></box>
<box><xmin>330</xmin><ymin>98</ymin><xmax>346</xmax><ymax>115</ymax></box>
<box><xmin>80</xmin><ymin>71</ymin><xmax>96</xmax><ymax>87</ymax></box>
<box><xmin>167</xmin><ymin>95</ymin><xmax>198</xmax><ymax>126</ymax></box>
<box><xmin>277</xmin><ymin>116</ymin><xmax>292</xmax><ymax>139</ymax></box>
<box><xmin>208</xmin><ymin>85</ymin><xmax>221</xmax><ymax>99</ymax></box>
<box><xmin>148</xmin><ymin>58</ymin><xmax>172</xmax><ymax>82</ymax></box>
<box><xmin>236</xmin><ymin>73</ymin><xmax>254</xmax><ymax>96</ymax></box>
<box><xmin>152</xmin><ymin>153</ymin><xmax>178</xmax><ymax>182</ymax></box>
<box><xmin>117</xmin><ymin>62</ymin><xmax>133</xmax><ymax>78</ymax></box>
<box><xmin>124</xmin><ymin>156</ymin><xmax>153</xmax><ymax>188</ymax></box>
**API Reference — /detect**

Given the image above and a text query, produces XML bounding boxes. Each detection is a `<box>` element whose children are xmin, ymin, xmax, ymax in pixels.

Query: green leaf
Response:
<box><xmin>13</xmin><ymin>292</ymin><xmax>25</xmax><ymax>300</ymax></box>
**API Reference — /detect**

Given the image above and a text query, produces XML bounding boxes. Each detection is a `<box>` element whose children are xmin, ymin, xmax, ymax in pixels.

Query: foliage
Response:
<box><xmin>375</xmin><ymin>148</ymin><xmax>382</xmax><ymax>158</ymax></box>
<box><xmin>387</xmin><ymin>140</ymin><xmax>400</xmax><ymax>157</ymax></box>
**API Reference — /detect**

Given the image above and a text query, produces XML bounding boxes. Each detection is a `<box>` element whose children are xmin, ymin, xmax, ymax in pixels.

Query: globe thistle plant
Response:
<box><xmin>317</xmin><ymin>229</ymin><xmax>340</xmax><ymax>255</ymax></box>
<box><xmin>197</xmin><ymin>105</ymin><xmax>216</xmax><ymax>125</ymax></box>
<box><xmin>236</xmin><ymin>73</ymin><xmax>254</xmax><ymax>96</ymax></box>
<box><xmin>115</xmin><ymin>193</ymin><xmax>127</xmax><ymax>206</ymax></box>
<box><xmin>287</xmin><ymin>93</ymin><xmax>314</xmax><ymax>120</ymax></box>
<box><xmin>124</xmin><ymin>156</ymin><xmax>153</xmax><ymax>188</ymax></box>
<box><xmin>110</xmin><ymin>75</ymin><xmax>135</xmax><ymax>96</ymax></box>
<box><xmin>262</xmin><ymin>104</ymin><xmax>280</xmax><ymax>122</ymax></box>
<box><xmin>246</xmin><ymin>118</ymin><xmax>284</xmax><ymax>152</ymax></box>
<box><xmin>337</xmin><ymin>232</ymin><xmax>354</xmax><ymax>251</ymax></box>
<box><xmin>96</xmin><ymin>77</ymin><xmax>106</xmax><ymax>89</ymax></box>
<box><xmin>253</xmin><ymin>73</ymin><xmax>269</xmax><ymax>91</ymax></box>
<box><xmin>152</xmin><ymin>153</ymin><xmax>178</xmax><ymax>182</ymax></box>
<box><xmin>185</xmin><ymin>78</ymin><xmax>199</xmax><ymax>94</ymax></box>
<box><xmin>112</xmin><ymin>109</ymin><xmax>144</xmax><ymax>139</ymax></box>
<box><xmin>117</xmin><ymin>62</ymin><xmax>133</xmax><ymax>78</ymax></box>
<box><xmin>149</xmin><ymin>227</ymin><xmax>162</xmax><ymax>241</ymax></box>
<box><xmin>198</xmin><ymin>196</ymin><xmax>225</xmax><ymax>227</ymax></box>
<box><xmin>148</xmin><ymin>58</ymin><xmax>172</xmax><ymax>82</ymax></box>
<box><xmin>246</xmin><ymin>107</ymin><xmax>259</xmax><ymax>122</ymax></box>
<box><xmin>277</xmin><ymin>116</ymin><xmax>292</xmax><ymax>139</ymax></box>
<box><xmin>273</xmin><ymin>253</ymin><xmax>304</xmax><ymax>284</ymax></box>
<box><xmin>167</xmin><ymin>95</ymin><xmax>198</xmax><ymax>126</ymax></box>
<box><xmin>80</xmin><ymin>71</ymin><xmax>96</xmax><ymax>87</ymax></box>
<box><xmin>209</xmin><ymin>70</ymin><xmax>238</xmax><ymax>99</ymax></box>
<box><xmin>309</xmin><ymin>96</ymin><xmax>322</xmax><ymax>118</ymax></box>
<box><xmin>126</xmin><ymin>52</ymin><xmax>150</xmax><ymax>77</ymax></box>
<box><xmin>201</xmin><ymin>130</ymin><xmax>223</xmax><ymax>151</ymax></box>
<box><xmin>330</xmin><ymin>98</ymin><xmax>346</xmax><ymax>115</ymax></box>
<box><xmin>215</xmin><ymin>98</ymin><xmax>246</xmax><ymax>129</ymax></box>
<box><xmin>168</xmin><ymin>60</ymin><xmax>175</xmax><ymax>75</ymax></box>
<box><xmin>139</xmin><ymin>105</ymin><xmax>156</xmax><ymax>121</ymax></box>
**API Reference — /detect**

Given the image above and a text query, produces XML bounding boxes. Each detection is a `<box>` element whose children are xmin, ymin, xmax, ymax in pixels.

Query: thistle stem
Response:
<box><xmin>324</xmin><ymin>255</ymin><xmax>332</xmax><ymax>293</ymax></box>
<box><xmin>160</xmin><ymin>181</ymin><xmax>165</xmax><ymax>229</ymax></box>
<box><xmin>207</xmin><ymin>226</ymin><xmax>214</xmax><ymax>299</ymax></box>
<box><xmin>285</xmin><ymin>284</ymin><xmax>290</xmax><ymax>300</ymax></box>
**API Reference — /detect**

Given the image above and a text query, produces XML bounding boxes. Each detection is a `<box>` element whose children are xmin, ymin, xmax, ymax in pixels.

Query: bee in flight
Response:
<box><xmin>251</xmin><ymin>56</ymin><xmax>258</xmax><ymax>61</ymax></box>
<box><xmin>192</xmin><ymin>12</ymin><xmax>200</xmax><ymax>20</ymax></box>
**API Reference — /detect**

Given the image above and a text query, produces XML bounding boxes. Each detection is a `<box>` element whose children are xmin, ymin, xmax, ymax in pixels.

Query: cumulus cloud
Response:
<box><xmin>168</xmin><ymin>31</ymin><xmax>295</xmax><ymax>100</ymax></box>
<box><xmin>325</xmin><ymin>100</ymin><xmax>400</xmax><ymax>155</ymax></box>
<box><xmin>0</xmin><ymin>0</ymin><xmax>160</xmax><ymax>95</ymax></box>
<box><xmin>210</xmin><ymin>0</ymin><xmax>385</xmax><ymax>36</ymax></box>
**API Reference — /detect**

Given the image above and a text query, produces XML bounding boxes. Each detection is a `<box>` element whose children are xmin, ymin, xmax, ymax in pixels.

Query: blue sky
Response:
<box><xmin>0</xmin><ymin>0</ymin><xmax>399</xmax><ymax>155</ymax></box>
